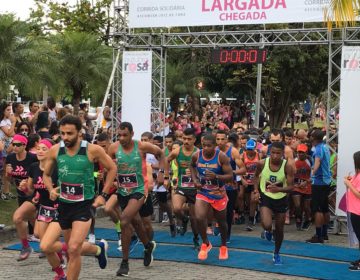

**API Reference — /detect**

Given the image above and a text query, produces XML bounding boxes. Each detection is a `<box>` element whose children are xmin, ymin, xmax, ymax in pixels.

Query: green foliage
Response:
<box><xmin>30</xmin><ymin>0</ymin><xmax>113</xmax><ymax>43</ymax></box>
<box><xmin>0</xmin><ymin>14</ymin><xmax>56</xmax><ymax>99</ymax></box>
<box><xmin>51</xmin><ymin>31</ymin><xmax>112</xmax><ymax>112</ymax></box>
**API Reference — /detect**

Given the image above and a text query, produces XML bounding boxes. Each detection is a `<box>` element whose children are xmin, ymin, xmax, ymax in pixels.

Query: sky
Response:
<box><xmin>0</xmin><ymin>0</ymin><xmax>78</xmax><ymax>20</ymax></box>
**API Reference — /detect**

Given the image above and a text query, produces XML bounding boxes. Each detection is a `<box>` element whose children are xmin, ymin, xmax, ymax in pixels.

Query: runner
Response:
<box><xmin>306</xmin><ymin>129</ymin><xmax>331</xmax><ymax>244</ymax></box>
<box><xmin>97</xmin><ymin>132</ymin><xmax>122</xmax><ymax>247</ymax></box>
<box><xmin>9</xmin><ymin>134</ymin><xmax>38</xmax><ymax>261</ymax></box>
<box><xmin>241</xmin><ymin>139</ymin><xmax>261</xmax><ymax>231</ymax></box>
<box><xmin>17</xmin><ymin>139</ymin><xmax>65</xmax><ymax>279</ymax></box>
<box><xmin>190</xmin><ymin>133</ymin><xmax>233</xmax><ymax>260</ymax></box>
<box><xmin>107</xmin><ymin>122</ymin><xmax>162</xmax><ymax>277</ymax></box>
<box><xmin>164</xmin><ymin>128</ymin><xmax>200</xmax><ymax>249</ymax></box>
<box><xmin>215</xmin><ymin>130</ymin><xmax>246</xmax><ymax>241</ymax></box>
<box><xmin>42</xmin><ymin>115</ymin><xmax>117</xmax><ymax>280</ymax></box>
<box><xmin>292</xmin><ymin>144</ymin><xmax>312</xmax><ymax>231</ymax></box>
<box><xmin>253</xmin><ymin>141</ymin><xmax>294</xmax><ymax>265</ymax></box>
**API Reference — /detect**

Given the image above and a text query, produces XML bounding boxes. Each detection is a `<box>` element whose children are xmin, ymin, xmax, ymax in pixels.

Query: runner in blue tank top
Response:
<box><xmin>190</xmin><ymin>134</ymin><xmax>233</xmax><ymax>261</ymax></box>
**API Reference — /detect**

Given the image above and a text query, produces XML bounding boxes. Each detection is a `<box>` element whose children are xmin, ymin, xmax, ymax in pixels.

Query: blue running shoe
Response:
<box><xmin>265</xmin><ymin>230</ymin><xmax>273</xmax><ymax>242</ymax></box>
<box><xmin>273</xmin><ymin>253</ymin><xmax>282</xmax><ymax>265</ymax></box>
<box><xmin>129</xmin><ymin>235</ymin><xmax>139</xmax><ymax>253</ymax></box>
<box><xmin>96</xmin><ymin>239</ymin><xmax>108</xmax><ymax>269</ymax></box>
<box><xmin>213</xmin><ymin>226</ymin><xmax>220</xmax><ymax>236</ymax></box>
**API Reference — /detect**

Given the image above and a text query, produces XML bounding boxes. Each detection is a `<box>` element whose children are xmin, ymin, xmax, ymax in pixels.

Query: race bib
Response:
<box><xmin>200</xmin><ymin>178</ymin><xmax>219</xmax><ymax>190</ymax></box>
<box><xmin>245</xmin><ymin>173</ymin><xmax>255</xmax><ymax>183</ymax></box>
<box><xmin>118</xmin><ymin>173</ymin><xmax>138</xmax><ymax>189</ymax></box>
<box><xmin>295</xmin><ymin>178</ymin><xmax>306</xmax><ymax>184</ymax></box>
<box><xmin>181</xmin><ymin>175</ymin><xmax>194</xmax><ymax>188</ymax></box>
<box><xmin>60</xmin><ymin>182</ymin><xmax>84</xmax><ymax>202</ymax></box>
<box><xmin>37</xmin><ymin>205</ymin><xmax>58</xmax><ymax>223</ymax></box>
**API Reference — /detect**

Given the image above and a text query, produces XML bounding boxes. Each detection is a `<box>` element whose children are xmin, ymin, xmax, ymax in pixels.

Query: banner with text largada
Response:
<box><xmin>129</xmin><ymin>0</ymin><xmax>337</xmax><ymax>28</ymax></box>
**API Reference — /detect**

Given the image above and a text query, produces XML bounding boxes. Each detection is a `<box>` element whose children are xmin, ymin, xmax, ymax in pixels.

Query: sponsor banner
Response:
<box><xmin>336</xmin><ymin>46</ymin><xmax>360</xmax><ymax>216</ymax></box>
<box><xmin>129</xmin><ymin>0</ymin><xmax>335</xmax><ymax>28</ymax></box>
<box><xmin>122</xmin><ymin>51</ymin><xmax>152</xmax><ymax>140</ymax></box>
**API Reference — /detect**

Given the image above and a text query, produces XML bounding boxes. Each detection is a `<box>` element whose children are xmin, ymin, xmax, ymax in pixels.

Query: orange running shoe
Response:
<box><xmin>198</xmin><ymin>242</ymin><xmax>212</xmax><ymax>260</ymax></box>
<box><xmin>219</xmin><ymin>246</ymin><xmax>228</xmax><ymax>260</ymax></box>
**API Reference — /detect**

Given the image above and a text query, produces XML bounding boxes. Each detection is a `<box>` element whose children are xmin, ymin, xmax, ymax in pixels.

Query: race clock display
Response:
<box><xmin>211</xmin><ymin>49</ymin><xmax>267</xmax><ymax>64</ymax></box>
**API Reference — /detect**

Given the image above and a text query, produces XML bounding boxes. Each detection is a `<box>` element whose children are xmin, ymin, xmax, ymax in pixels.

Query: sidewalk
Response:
<box><xmin>1</xmin><ymin>216</ymin><xmax>350</xmax><ymax>280</ymax></box>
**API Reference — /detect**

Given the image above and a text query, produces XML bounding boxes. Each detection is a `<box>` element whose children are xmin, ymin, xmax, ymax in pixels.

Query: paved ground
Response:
<box><xmin>0</xmin><ymin>216</ymin><xmax>350</xmax><ymax>280</ymax></box>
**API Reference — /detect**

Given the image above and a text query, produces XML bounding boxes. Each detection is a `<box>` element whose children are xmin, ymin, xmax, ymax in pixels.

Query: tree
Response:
<box><xmin>30</xmin><ymin>0</ymin><xmax>113</xmax><ymax>44</ymax></box>
<box><xmin>326</xmin><ymin>0</ymin><xmax>360</xmax><ymax>28</ymax></box>
<box><xmin>51</xmin><ymin>31</ymin><xmax>112</xmax><ymax>114</ymax></box>
<box><xmin>0</xmin><ymin>14</ymin><xmax>56</xmax><ymax>100</ymax></box>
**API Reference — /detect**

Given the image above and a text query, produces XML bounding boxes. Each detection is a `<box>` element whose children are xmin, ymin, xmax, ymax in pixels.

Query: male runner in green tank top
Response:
<box><xmin>164</xmin><ymin>128</ymin><xmax>200</xmax><ymax>249</ymax></box>
<box><xmin>253</xmin><ymin>141</ymin><xmax>294</xmax><ymax>265</ymax></box>
<box><xmin>107</xmin><ymin>122</ymin><xmax>165</xmax><ymax>277</ymax></box>
<box><xmin>42</xmin><ymin>115</ymin><xmax>117</xmax><ymax>280</ymax></box>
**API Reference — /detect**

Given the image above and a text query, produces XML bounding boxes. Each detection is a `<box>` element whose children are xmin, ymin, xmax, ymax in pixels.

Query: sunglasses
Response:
<box><xmin>12</xmin><ymin>142</ymin><xmax>24</xmax><ymax>147</ymax></box>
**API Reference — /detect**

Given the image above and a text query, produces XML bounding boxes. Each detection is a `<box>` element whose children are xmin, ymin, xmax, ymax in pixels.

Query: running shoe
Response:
<box><xmin>180</xmin><ymin>217</ymin><xmax>189</xmax><ymax>236</ymax></box>
<box><xmin>323</xmin><ymin>235</ymin><xmax>329</xmax><ymax>243</ymax></box>
<box><xmin>198</xmin><ymin>242</ymin><xmax>212</xmax><ymax>261</ymax></box>
<box><xmin>273</xmin><ymin>253</ymin><xmax>282</xmax><ymax>265</ymax></box>
<box><xmin>96</xmin><ymin>239</ymin><xmax>108</xmax><ymax>269</ymax></box>
<box><xmin>17</xmin><ymin>246</ymin><xmax>33</xmax><ymax>261</ymax></box>
<box><xmin>219</xmin><ymin>246</ymin><xmax>228</xmax><ymax>260</ymax></box>
<box><xmin>38</xmin><ymin>252</ymin><xmax>46</xmax><ymax>259</ymax></box>
<box><xmin>116</xmin><ymin>260</ymin><xmax>129</xmax><ymax>276</ymax></box>
<box><xmin>350</xmin><ymin>259</ymin><xmax>360</xmax><ymax>266</ymax></box>
<box><xmin>246</xmin><ymin>223</ymin><xmax>253</xmax><ymax>232</ymax></box>
<box><xmin>301</xmin><ymin>220</ymin><xmax>311</xmax><ymax>231</ymax></box>
<box><xmin>226</xmin><ymin>236</ymin><xmax>231</xmax><ymax>244</ymax></box>
<box><xmin>129</xmin><ymin>235</ymin><xmax>139</xmax><ymax>253</ymax></box>
<box><xmin>306</xmin><ymin>235</ymin><xmax>324</xmax><ymax>244</ymax></box>
<box><xmin>262</xmin><ymin>230</ymin><xmax>272</xmax><ymax>242</ymax></box>
<box><xmin>7</xmin><ymin>192</ymin><xmax>17</xmax><ymax>199</ymax></box>
<box><xmin>349</xmin><ymin>264</ymin><xmax>360</xmax><ymax>271</ymax></box>
<box><xmin>170</xmin><ymin>224</ymin><xmax>176</xmax><ymax>237</ymax></box>
<box><xmin>88</xmin><ymin>233</ymin><xmax>96</xmax><ymax>244</ymax></box>
<box><xmin>213</xmin><ymin>225</ymin><xmax>220</xmax><ymax>236</ymax></box>
<box><xmin>143</xmin><ymin>241</ymin><xmax>156</xmax><ymax>267</ymax></box>
<box><xmin>193</xmin><ymin>237</ymin><xmax>200</xmax><ymax>251</ymax></box>
<box><xmin>0</xmin><ymin>192</ymin><xmax>9</xmax><ymax>200</ymax></box>
<box><xmin>28</xmin><ymin>234</ymin><xmax>40</xmax><ymax>242</ymax></box>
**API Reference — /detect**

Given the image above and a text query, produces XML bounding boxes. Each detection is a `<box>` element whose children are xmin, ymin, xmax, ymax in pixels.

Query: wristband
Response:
<box><xmin>100</xmin><ymin>192</ymin><xmax>110</xmax><ymax>200</ymax></box>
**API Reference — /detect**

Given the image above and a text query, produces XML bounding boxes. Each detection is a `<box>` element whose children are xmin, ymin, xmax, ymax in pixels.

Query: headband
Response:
<box><xmin>13</xmin><ymin>134</ymin><xmax>28</xmax><ymax>146</ymax></box>
<box><xmin>39</xmin><ymin>139</ymin><xmax>53</xmax><ymax>149</ymax></box>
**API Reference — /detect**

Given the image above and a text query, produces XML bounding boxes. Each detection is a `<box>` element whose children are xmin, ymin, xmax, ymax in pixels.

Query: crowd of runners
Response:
<box><xmin>1</xmin><ymin>97</ymin><xmax>360</xmax><ymax>280</ymax></box>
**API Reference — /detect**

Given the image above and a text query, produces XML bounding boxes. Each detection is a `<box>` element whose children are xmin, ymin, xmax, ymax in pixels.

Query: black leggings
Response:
<box><xmin>226</xmin><ymin>189</ymin><xmax>238</xmax><ymax>237</ymax></box>
<box><xmin>350</xmin><ymin>213</ymin><xmax>360</xmax><ymax>247</ymax></box>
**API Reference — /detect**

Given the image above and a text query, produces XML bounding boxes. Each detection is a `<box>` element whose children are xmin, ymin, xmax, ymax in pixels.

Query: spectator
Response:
<box><xmin>24</xmin><ymin>101</ymin><xmax>39</xmax><ymax>123</ymax></box>
<box><xmin>47</xmin><ymin>96</ymin><xmax>57</xmax><ymax>123</ymax></box>
<box><xmin>16</xmin><ymin>121</ymin><xmax>33</xmax><ymax>137</ymax></box>
<box><xmin>12</xmin><ymin>102</ymin><xmax>25</xmax><ymax>128</ymax></box>
<box><xmin>35</xmin><ymin>111</ymin><xmax>51</xmax><ymax>139</ymax></box>
<box><xmin>344</xmin><ymin>151</ymin><xmax>360</xmax><ymax>271</ymax></box>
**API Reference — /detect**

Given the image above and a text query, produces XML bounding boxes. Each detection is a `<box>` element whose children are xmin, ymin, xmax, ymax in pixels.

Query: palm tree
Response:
<box><xmin>0</xmin><ymin>14</ymin><xmax>50</xmax><ymax>99</ymax></box>
<box><xmin>326</xmin><ymin>0</ymin><xmax>360</xmax><ymax>28</ymax></box>
<box><xmin>51</xmin><ymin>31</ymin><xmax>112</xmax><ymax>113</ymax></box>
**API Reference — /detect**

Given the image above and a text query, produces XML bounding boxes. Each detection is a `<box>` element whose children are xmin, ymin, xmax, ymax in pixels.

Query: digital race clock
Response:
<box><xmin>211</xmin><ymin>49</ymin><xmax>267</xmax><ymax>64</ymax></box>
